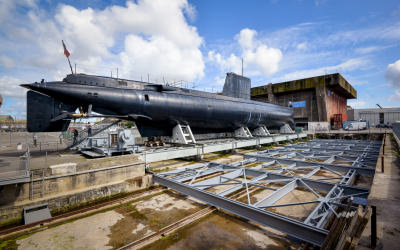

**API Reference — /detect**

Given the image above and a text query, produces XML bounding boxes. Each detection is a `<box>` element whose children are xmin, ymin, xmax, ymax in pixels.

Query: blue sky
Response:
<box><xmin>1</xmin><ymin>0</ymin><xmax>400</xmax><ymax>119</ymax></box>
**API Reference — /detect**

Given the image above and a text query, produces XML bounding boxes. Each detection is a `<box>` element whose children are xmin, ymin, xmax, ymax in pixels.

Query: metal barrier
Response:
<box><xmin>0</xmin><ymin>147</ymin><xmax>30</xmax><ymax>185</ymax></box>
<box><xmin>19</xmin><ymin>147</ymin><xmax>30</xmax><ymax>172</ymax></box>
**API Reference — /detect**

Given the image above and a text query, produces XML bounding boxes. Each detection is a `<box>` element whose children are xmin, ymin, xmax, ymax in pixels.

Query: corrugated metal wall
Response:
<box><xmin>325</xmin><ymin>88</ymin><xmax>348</xmax><ymax>122</ymax></box>
<box><xmin>359</xmin><ymin>113</ymin><xmax>379</xmax><ymax>125</ymax></box>
<box><xmin>353</xmin><ymin>108</ymin><xmax>400</xmax><ymax>125</ymax></box>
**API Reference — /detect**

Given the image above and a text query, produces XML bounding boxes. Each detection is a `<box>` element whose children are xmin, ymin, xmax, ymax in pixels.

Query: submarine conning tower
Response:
<box><xmin>222</xmin><ymin>72</ymin><xmax>251</xmax><ymax>100</ymax></box>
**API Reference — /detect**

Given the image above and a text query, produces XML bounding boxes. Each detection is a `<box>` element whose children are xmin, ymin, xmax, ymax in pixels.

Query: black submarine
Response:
<box><xmin>21</xmin><ymin>72</ymin><xmax>294</xmax><ymax>137</ymax></box>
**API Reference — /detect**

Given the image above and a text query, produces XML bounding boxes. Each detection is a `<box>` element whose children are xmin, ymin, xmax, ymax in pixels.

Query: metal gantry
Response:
<box><xmin>152</xmin><ymin>139</ymin><xmax>381</xmax><ymax>246</ymax></box>
<box><xmin>140</xmin><ymin>133</ymin><xmax>306</xmax><ymax>163</ymax></box>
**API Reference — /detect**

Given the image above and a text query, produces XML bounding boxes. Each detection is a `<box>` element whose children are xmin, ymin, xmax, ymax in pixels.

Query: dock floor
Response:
<box><xmin>358</xmin><ymin>134</ymin><xmax>400</xmax><ymax>249</ymax></box>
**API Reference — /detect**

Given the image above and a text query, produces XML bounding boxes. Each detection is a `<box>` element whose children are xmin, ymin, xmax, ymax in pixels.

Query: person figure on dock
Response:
<box><xmin>33</xmin><ymin>133</ymin><xmax>38</xmax><ymax>147</ymax></box>
<box><xmin>87</xmin><ymin>123</ymin><xmax>92</xmax><ymax>137</ymax></box>
<box><xmin>73</xmin><ymin>128</ymin><xmax>79</xmax><ymax>144</ymax></box>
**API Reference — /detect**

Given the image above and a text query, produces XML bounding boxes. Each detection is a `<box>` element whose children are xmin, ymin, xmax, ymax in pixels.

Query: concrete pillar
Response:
<box><xmin>315</xmin><ymin>85</ymin><xmax>328</xmax><ymax>122</ymax></box>
<box><xmin>267</xmin><ymin>83</ymin><xmax>276</xmax><ymax>104</ymax></box>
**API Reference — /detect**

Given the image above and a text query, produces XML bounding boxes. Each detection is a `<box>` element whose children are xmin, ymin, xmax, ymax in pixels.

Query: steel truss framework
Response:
<box><xmin>152</xmin><ymin>139</ymin><xmax>381</xmax><ymax>246</ymax></box>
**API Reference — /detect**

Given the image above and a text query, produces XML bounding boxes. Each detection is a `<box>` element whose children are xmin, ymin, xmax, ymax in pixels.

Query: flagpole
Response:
<box><xmin>62</xmin><ymin>40</ymin><xmax>74</xmax><ymax>75</ymax></box>
<box><xmin>67</xmin><ymin>56</ymin><xmax>73</xmax><ymax>75</ymax></box>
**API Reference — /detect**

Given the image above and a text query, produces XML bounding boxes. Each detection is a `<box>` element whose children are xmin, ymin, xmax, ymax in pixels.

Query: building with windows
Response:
<box><xmin>347</xmin><ymin>107</ymin><xmax>400</xmax><ymax>126</ymax></box>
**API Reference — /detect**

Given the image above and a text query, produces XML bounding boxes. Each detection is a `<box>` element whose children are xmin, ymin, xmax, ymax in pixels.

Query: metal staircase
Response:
<box><xmin>172</xmin><ymin>124</ymin><xmax>196</xmax><ymax>144</ymax></box>
<box><xmin>68</xmin><ymin>120</ymin><xmax>121</xmax><ymax>149</ymax></box>
<box><xmin>252</xmin><ymin>126</ymin><xmax>270</xmax><ymax>137</ymax></box>
<box><xmin>234</xmin><ymin>127</ymin><xmax>253</xmax><ymax>138</ymax></box>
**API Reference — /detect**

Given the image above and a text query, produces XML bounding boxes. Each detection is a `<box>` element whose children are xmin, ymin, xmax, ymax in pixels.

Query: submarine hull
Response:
<box><xmin>22</xmin><ymin>74</ymin><xmax>294</xmax><ymax>136</ymax></box>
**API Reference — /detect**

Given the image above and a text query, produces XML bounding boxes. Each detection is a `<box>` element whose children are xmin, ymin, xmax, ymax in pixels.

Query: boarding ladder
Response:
<box><xmin>29</xmin><ymin>169</ymin><xmax>45</xmax><ymax>200</ymax></box>
<box><xmin>172</xmin><ymin>124</ymin><xmax>196</xmax><ymax>144</ymax></box>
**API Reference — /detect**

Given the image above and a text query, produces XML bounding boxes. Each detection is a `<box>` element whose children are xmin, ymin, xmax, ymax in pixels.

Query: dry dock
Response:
<box><xmin>1</xmin><ymin>131</ymin><xmax>399</xmax><ymax>249</ymax></box>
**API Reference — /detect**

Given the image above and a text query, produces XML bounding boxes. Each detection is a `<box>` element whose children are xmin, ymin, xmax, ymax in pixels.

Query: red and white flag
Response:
<box><xmin>62</xmin><ymin>40</ymin><xmax>70</xmax><ymax>58</ymax></box>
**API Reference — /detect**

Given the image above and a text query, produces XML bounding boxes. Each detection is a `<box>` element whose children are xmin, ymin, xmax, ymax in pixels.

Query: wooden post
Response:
<box><xmin>371</xmin><ymin>205</ymin><xmax>377</xmax><ymax>248</ymax></box>
<box><xmin>383</xmin><ymin>133</ymin><xmax>386</xmax><ymax>155</ymax></box>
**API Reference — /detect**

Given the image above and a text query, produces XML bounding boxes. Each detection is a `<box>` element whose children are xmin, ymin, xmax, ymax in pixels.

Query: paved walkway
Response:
<box><xmin>358</xmin><ymin>133</ymin><xmax>400</xmax><ymax>249</ymax></box>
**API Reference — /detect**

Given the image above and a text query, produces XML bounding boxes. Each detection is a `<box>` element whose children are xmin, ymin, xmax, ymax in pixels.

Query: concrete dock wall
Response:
<box><xmin>0</xmin><ymin>163</ymin><xmax>148</xmax><ymax>222</ymax></box>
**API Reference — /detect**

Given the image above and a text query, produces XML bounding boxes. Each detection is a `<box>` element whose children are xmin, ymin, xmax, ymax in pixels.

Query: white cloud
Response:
<box><xmin>0</xmin><ymin>56</ymin><xmax>15</xmax><ymax>69</ymax></box>
<box><xmin>277</xmin><ymin>58</ymin><xmax>369</xmax><ymax>81</ymax></box>
<box><xmin>348</xmin><ymin>100</ymin><xmax>366</xmax><ymax>108</ymax></box>
<box><xmin>0</xmin><ymin>0</ymin><xmax>38</xmax><ymax>25</ymax></box>
<box><xmin>317</xmin><ymin>22</ymin><xmax>400</xmax><ymax>47</ymax></box>
<box><xmin>389</xmin><ymin>90</ymin><xmax>400</xmax><ymax>102</ymax></box>
<box><xmin>0</xmin><ymin>75</ymin><xmax>28</xmax><ymax>119</ymax></box>
<box><xmin>355</xmin><ymin>46</ymin><xmax>387</xmax><ymax>55</ymax></box>
<box><xmin>296</xmin><ymin>42</ymin><xmax>308</xmax><ymax>50</ymax></box>
<box><xmin>213</xmin><ymin>76</ymin><xmax>226</xmax><ymax>86</ymax></box>
<box><xmin>314</xmin><ymin>0</ymin><xmax>327</xmax><ymax>6</ymax></box>
<box><xmin>0</xmin><ymin>0</ymin><xmax>204</xmax><ymax>82</ymax></box>
<box><xmin>120</xmin><ymin>34</ymin><xmax>203</xmax><ymax>82</ymax></box>
<box><xmin>0</xmin><ymin>0</ymin><xmax>205</xmax><ymax>119</ymax></box>
<box><xmin>385</xmin><ymin>59</ymin><xmax>400</xmax><ymax>90</ymax></box>
<box><xmin>182</xmin><ymin>2</ymin><xmax>196</xmax><ymax>22</ymax></box>
<box><xmin>208</xmin><ymin>51</ymin><xmax>242</xmax><ymax>75</ymax></box>
<box><xmin>237</xmin><ymin>28</ymin><xmax>257</xmax><ymax>50</ymax></box>
<box><xmin>346</xmin><ymin>79</ymin><xmax>367</xmax><ymax>86</ymax></box>
<box><xmin>386</xmin><ymin>60</ymin><xmax>400</xmax><ymax>103</ymax></box>
<box><xmin>244</xmin><ymin>44</ymin><xmax>282</xmax><ymax>76</ymax></box>
<box><xmin>208</xmin><ymin>28</ymin><xmax>282</xmax><ymax>77</ymax></box>
<box><xmin>0</xmin><ymin>76</ymin><xmax>28</xmax><ymax>99</ymax></box>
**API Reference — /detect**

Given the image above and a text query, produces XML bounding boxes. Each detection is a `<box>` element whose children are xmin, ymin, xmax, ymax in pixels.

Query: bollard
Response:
<box><xmin>371</xmin><ymin>205</ymin><xmax>377</xmax><ymax>248</ymax></box>
<box><xmin>381</xmin><ymin>156</ymin><xmax>384</xmax><ymax>173</ymax></box>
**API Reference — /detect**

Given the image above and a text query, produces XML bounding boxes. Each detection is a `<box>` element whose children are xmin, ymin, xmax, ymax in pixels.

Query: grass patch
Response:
<box><xmin>244</xmin><ymin>162</ymin><xmax>262</xmax><ymax>168</ymax></box>
<box><xmin>392</xmin><ymin>150</ymin><xmax>400</xmax><ymax>158</ymax></box>
<box><xmin>151</xmin><ymin>167</ymin><xmax>170</xmax><ymax>173</ymax></box>
<box><xmin>0</xmin><ymin>217</ymin><xmax>23</xmax><ymax>231</ymax></box>
<box><xmin>50</xmin><ymin>192</ymin><xmax>128</xmax><ymax>216</ymax></box>
<box><xmin>0</xmin><ymin>231</ymin><xmax>34</xmax><ymax>250</ymax></box>
<box><xmin>50</xmin><ymin>186</ymin><xmax>158</xmax><ymax>217</ymax></box>
<box><xmin>125</xmin><ymin>203</ymin><xmax>147</xmax><ymax>220</ymax></box>
<box><xmin>206</xmin><ymin>154</ymin><xmax>233</xmax><ymax>161</ymax></box>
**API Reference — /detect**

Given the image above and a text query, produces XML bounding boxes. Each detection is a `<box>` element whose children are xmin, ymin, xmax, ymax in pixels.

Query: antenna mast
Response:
<box><xmin>241</xmin><ymin>58</ymin><xmax>243</xmax><ymax>76</ymax></box>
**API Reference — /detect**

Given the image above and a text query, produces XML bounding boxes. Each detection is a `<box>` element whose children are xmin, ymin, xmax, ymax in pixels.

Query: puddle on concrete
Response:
<box><xmin>16</xmin><ymin>210</ymin><xmax>123</xmax><ymax>250</ymax></box>
<box><xmin>140</xmin><ymin>211</ymin><xmax>299</xmax><ymax>250</ymax></box>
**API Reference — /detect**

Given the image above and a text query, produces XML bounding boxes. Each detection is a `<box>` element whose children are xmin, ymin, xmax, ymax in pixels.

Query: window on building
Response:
<box><xmin>379</xmin><ymin>113</ymin><xmax>384</xmax><ymax>124</ymax></box>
